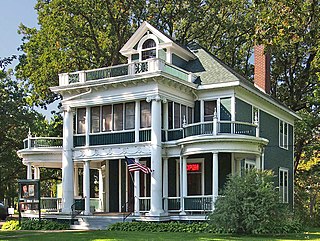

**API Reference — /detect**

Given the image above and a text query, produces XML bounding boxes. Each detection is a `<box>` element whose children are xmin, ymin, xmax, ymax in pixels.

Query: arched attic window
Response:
<box><xmin>141</xmin><ymin>39</ymin><xmax>156</xmax><ymax>60</ymax></box>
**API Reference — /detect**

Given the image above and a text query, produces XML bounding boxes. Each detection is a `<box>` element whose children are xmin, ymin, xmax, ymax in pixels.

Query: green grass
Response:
<box><xmin>0</xmin><ymin>230</ymin><xmax>320</xmax><ymax>241</ymax></box>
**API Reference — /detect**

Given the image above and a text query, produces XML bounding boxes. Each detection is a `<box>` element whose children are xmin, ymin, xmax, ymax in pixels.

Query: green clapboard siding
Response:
<box><xmin>260</xmin><ymin>110</ymin><xmax>294</xmax><ymax>206</ymax></box>
<box><xmin>158</xmin><ymin>49</ymin><xmax>166</xmax><ymax>61</ymax></box>
<box><xmin>235</xmin><ymin>98</ymin><xmax>252</xmax><ymax>122</ymax></box>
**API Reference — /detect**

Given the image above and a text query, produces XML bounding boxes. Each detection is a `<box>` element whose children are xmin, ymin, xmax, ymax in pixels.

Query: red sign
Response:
<box><xmin>187</xmin><ymin>163</ymin><xmax>200</xmax><ymax>172</ymax></box>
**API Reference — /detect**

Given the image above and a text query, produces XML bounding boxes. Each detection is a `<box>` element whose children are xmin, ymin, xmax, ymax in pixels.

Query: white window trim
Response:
<box><xmin>279</xmin><ymin>167</ymin><xmax>289</xmax><ymax>203</ymax></box>
<box><xmin>279</xmin><ymin>120</ymin><xmax>289</xmax><ymax>150</ymax></box>
<box><xmin>252</xmin><ymin>106</ymin><xmax>259</xmax><ymax>123</ymax></box>
<box><xmin>137</xmin><ymin>34</ymin><xmax>159</xmax><ymax>61</ymax></box>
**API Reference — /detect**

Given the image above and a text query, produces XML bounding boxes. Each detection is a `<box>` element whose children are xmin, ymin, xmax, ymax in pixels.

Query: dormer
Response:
<box><xmin>120</xmin><ymin>22</ymin><xmax>196</xmax><ymax>65</ymax></box>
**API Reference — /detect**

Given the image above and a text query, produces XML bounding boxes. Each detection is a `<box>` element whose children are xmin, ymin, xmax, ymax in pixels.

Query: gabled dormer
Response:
<box><xmin>120</xmin><ymin>22</ymin><xmax>196</xmax><ymax>65</ymax></box>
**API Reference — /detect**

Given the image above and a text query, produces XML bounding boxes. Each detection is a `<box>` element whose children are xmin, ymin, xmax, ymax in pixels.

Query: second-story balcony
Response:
<box><xmin>58</xmin><ymin>58</ymin><xmax>197</xmax><ymax>87</ymax></box>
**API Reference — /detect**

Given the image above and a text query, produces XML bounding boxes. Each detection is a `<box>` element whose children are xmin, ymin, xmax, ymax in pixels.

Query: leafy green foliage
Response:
<box><xmin>1</xmin><ymin>220</ymin><xmax>20</xmax><ymax>230</ymax></box>
<box><xmin>108</xmin><ymin>221</ymin><xmax>215</xmax><ymax>233</ymax></box>
<box><xmin>209</xmin><ymin>170</ymin><xmax>302</xmax><ymax>234</ymax></box>
<box><xmin>20</xmin><ymin>219</ymin><xmax>69</xmax><ymax>230</ymax></box>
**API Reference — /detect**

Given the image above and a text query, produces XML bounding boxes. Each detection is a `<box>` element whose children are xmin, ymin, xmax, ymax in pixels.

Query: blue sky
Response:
<box><xmin>0</xmin><ymin>1</ymin><xmax>58</xmax><ymax>119</ymax></box>
<box><xmin>0</xmin><ymin>0</ymin><xmax>38</xmax><ymax>63</ymax></box>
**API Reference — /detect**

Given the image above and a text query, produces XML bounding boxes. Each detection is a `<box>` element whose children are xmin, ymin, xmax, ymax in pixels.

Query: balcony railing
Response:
<box><xmin>163</xmin><ymin>120</ymin><xmax>258</xmax><ymax>142</ymax></box>
<box><xmin>23</xmin><ymin>137</ymin><xmax>63</xmax><ymax>149</ymax></box>
<box><xmin>59</xmin><ymin>58</ymin><xmax>197</xmax><ymax>86</ymax></box>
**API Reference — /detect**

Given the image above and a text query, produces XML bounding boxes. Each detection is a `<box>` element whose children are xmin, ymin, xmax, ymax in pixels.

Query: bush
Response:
<box><xmin>208</xmin><ymin>169</ymin><xmax>303</xmax><ymax>234</ymax></box>
<box><xmin>1</xmin><ymin>220</ymin><xmax>20</xmax><ymax>230</ymax></box>
<box><xmin>20</xmin><ymin>219</ymin><xmax>69</xmax><ymax>230</ymax></box>
<box><xmin>108</xmin><ymin>221</ymin><xmax>215</xmax><ymax>233</ymax></box>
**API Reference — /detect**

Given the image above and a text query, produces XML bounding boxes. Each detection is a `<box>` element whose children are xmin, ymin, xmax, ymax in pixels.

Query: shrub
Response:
<box><xmin>208</xmin><ymin>169</ymin><xmax>302</xmax><ymax>234</ymax></box>
<box><xmin>1</xmin><ymin>220</ymin><xmax>20</xmax><ymax>230</ymax></box>
<box><xmin>108</xmin><ymin>221</ymin><xmax>215</xmax><ymax>233</ymax></box>
<box><xmin>20</xmin><ymin>219</ymin><xmax>69</xmax><ymax>230</ymax></box>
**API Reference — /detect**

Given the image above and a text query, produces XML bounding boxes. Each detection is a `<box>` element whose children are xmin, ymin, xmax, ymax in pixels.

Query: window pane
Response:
<box><xmin>142</xmin><ymin>39</ymin><xmax>156</xmax><ymax>49</ymax></box>
<box><xmin>113</xmin><ymin>104</ymin><xmax>123</xmax><ymax>131</ymax></box>
<box><xmin>220</xmin><ymin>98</ymin><xmax>231</xmax><ymax>121</ymax></box>
<box><xmin>91</xmin><ymin>107</ymin><xmax>100</xmax><ymax>133</ymax></box>
<box><xmin>188</xmin><ymin>107</ymin><xmax>193</xmax><ymax>124</ymax></box>
<box><xmin>204</xmin><ymin>100</ymin><xmax>216</xmax><ymax>121</ymax></box>
<box><xmin>102</xmin><ymin>105</ymin><xmax>112</xmax><ymax>132</ymax></box>
<box><xmin>142</xmin><ymin>49</ymin><xmax>156</xmax><ymax>60</ymax></box>
<box><xmin>77</xmin><ymin>108</ymin><xmax>86</xmax><ymax>134</ymax></box>
<box><xmin>140</xmin><ymin>100</ymin><xmax>151</xmax><ymax>128</ymax></box>
<box><xmin>168</xmin><ymin>102</ymin><xmax>173</xmax><ymax>129</ymax></box>
<box><xmin>174</xmin><ymin>103</ymin><xmax>180</xmax><ymax>128</ymax></box>
<box><xmin>125</xmin><ymin>102</ymin><xmax>135</xmax><ymax>130</ymax></box>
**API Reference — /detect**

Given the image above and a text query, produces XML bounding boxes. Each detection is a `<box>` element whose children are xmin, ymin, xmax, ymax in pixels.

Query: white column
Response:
<box><xmin>135</xmin><ymin>101</ymin><xmax>140</xmax><ymax>143</ymax></box>
<box><xmin>62</xmin><ymin>107</ymin><xmax>74</xmax><ymax>213</ymax></box>
<box><xmin>118</xmin><ymin>159</ymin><xmax>122</xmax><ymax>212</ymax></box>
<box><xmin>148</xmin><ymin>95</ymin><xmax>164</xmax><ymax>216</ymax></box>
<box><xmin>200</xmin><ymin>100</ymin><xmax>204</xmax><ymax>122</ymax></box>
<box><xmin>99</xmin><ymin>168</ymin><xmax>104</xmax><ymax>211</ymax></box>
<box><xmin>74</xmin><ymin>167</ymin><xmax>79</xmax><ymax>197</ymax></box>
<box><xmin>105</xmin><ymin>160</ymin><xmax>110</xmax><ymax>212</ymax></box>
<box><xmin>134</xmin><ymin>158</ymin><xmax>140</xmax><ymax>215</ymax></box>
<box><xmin>212</xmin><ymin>152</ymin><xmax>219</xmax><ymax>209</ymax></box>
<box><xmin>256</xmin><ymin>155</ymin><xmax>262</xmax><ymax>170</ymax></box>
<box><xmin>27</xmin><ymin>163</ymin><xmax>32</xmax><ymax>179</ymax></box>
<box><xmin>85</xmin><ymin>107</ymin><xmax>90</xmax><ymax>146</ymax></box>
<box><xmin>163</xmin><ymin>157</ymin><xmax>168</xmax><ymax>213</ymax></box>
<box><xmin>182</xmin><ymin>156</ymin><xmax>187</xmax><ymax>198</ymax></box>
<box><xmin>34</xmin><ymin>167</ymin><xmax>40</xmax><ymax>180</ymax></box>
<box><xmin>179</xmin><ymin>156</ymin><xmax>185</xmax><ymax>214</ymax></box>
<box><xmin>83</xmin><ymin>160</ymin><xmax>91</xmax><ymax>215</ymax></box>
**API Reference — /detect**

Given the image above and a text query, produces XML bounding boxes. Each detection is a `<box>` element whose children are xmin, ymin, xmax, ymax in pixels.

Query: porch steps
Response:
<box><xmin>70</xmin><ymin>215</ymin><xmax>135</xmax><ymax>230</ymax></box>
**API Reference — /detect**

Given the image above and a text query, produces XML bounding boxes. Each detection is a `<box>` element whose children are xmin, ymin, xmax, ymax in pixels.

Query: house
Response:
<box><xmin>17</xmin><ymin>22</ymin><xmax>299</xmax><ymax>222</ymax></box>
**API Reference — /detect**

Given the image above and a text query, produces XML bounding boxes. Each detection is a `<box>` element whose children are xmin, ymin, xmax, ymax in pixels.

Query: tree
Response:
<box><xmin>209</xmin><ymin>170</ymin><xmax>301</xmax><ymax>234</ymax></box>
<box><xmin>0</xmin><ymin>57</ymin><xmax>44</xmax><ymax>205</ymax></box>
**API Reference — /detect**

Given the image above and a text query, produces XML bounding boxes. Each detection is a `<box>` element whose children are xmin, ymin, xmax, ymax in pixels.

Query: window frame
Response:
<box><xmin>76</xmin><ymin>108</ymin><xmax>86</xmax><ymax>134</ymax></box>
<box><xmin>279</xmin><ymin>120</ymin><xmax>289</xmax><ymax>150</ymax></box>
<box><xmin>279</xmin><ymin>168</ymin><xmax>289</xmax><ymax>203</ymax></box>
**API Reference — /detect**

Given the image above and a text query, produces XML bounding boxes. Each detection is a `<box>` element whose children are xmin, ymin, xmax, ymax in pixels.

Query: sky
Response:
<box><xmin>0</xmin><ymin>0</ymin><xmax>58</xmax><ymax>119</ymax></box>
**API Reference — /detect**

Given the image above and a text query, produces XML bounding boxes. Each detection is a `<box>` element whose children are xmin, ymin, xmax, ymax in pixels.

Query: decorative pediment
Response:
<box><xmin>120</xmin><ymin>21</ymin><xmax>196</xmax><ymax>61</ymax></box>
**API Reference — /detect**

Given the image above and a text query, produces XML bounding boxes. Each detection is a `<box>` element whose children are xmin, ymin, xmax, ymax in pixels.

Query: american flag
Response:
<box><xmin>125</xmin><ymin>156</ymin><xmax>152</xmax><ymax>174</ymax></box>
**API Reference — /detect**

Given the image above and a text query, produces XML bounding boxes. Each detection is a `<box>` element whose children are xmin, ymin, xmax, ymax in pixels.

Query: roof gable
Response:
<box><xmin>120</xmin><ymin>22</ymin><xmax>196</xmax><ymax>61</ymax></box>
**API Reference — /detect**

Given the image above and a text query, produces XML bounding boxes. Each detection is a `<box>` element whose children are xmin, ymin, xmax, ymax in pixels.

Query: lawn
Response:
<box><xmin>0</xmin><ymin>230</ymin><xmax>320</xmax><ymax>241</ymax></box>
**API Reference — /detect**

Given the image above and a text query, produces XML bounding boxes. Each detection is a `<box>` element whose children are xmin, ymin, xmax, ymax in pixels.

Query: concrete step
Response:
<box><xmin>70</xmin><ymin>215</ymin><xmax>135</xmax><ymax>230</ymax></box>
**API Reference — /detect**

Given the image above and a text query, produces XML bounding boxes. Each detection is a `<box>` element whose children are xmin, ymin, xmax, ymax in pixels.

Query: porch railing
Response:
<box><xmin>163</xmin><ymin>197</ymin><xmax>181</xmax><ymax>212</ymax></box>
<box><xmin>139</xmin><ymin>197</ymin><xmax>151</xmax><ymax>212</ymax></box>
<box><xmin>23</xmin><ymin>137</ymin><xmax>63</xmax><ymax>149</ymax></box>
<box><xmin>184</xmin><ymin>195</ymin><xmax>213</xmax><ymax>212</ymax></box>
<box><xmin>59</xmin><ymin>58</ymin><xmax>197</xmax><ymax>86</ymax></box>
<box><xmin>40</xmin><ymin>197</ymin><xmax>62</xmax><ymax>212</ymax></box>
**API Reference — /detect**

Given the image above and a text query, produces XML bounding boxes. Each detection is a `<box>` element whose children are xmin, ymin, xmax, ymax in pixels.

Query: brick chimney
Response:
<box><xmin>254</xmin><ymin>45</ymin><xmax>271</xmax><ymax>94</ymax></box>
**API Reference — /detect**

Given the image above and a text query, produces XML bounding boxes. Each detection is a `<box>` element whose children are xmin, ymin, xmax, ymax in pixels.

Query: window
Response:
<box><xmin>140</xmin><ymin>100</ymin><xmax>151</xmax><ymax>128</ymax></box>
<box><xmin>279</xmin><ymin>120</ymin><xmax>289</xmax><ymax>149</ymax></box>
<box><xmin>141</xmin><ymin>39</ymin><xmax>156</xmax><ymax>60</ymax></box>
<box><xmin>77</xmin><ymin>108</ymin><xmax>86</xmax><ymax>134</ymax></box>
<box><xmin>204</xmin><ymin>100</ymin><xmax>217</xmax><ymax>121</ymax></box>
<box><xmin>220</xmin><ymin>98</ymin><xmax>231</xmax><ymax>121</ymax></box>
<box><xmin>240</xmin><ymin>159</ymin><xmax>256</xmax><ymax>175</ymax></box>
<box><xmin>279</xmin><ymin>168</ymin><xmax>289</xmax><ymax>203</ymax></box>
<box><xmin>168</xmin><ymin>101</ymin><xmax>193</xmax><ymax>129</ymax></box>
<box><xmin>174</xmin><ymin>103</ymin><xmax>180</xmax><ymax>128</ymax></box>
<box><xmin>102</xmin><ymin>105</ymin><xmax>112</xmax><ymax>132</ymax></box>
<box><xmin>113</xmin><ymin>104</ymin><xmax>123</xmax><ymax>131</ymax></box>
<box><xmin>91</xmin><ymin>107</ymin><xmax>100</xmax><ymax>133</ymax></box>
<box><xmin>125</xmin><ymin>102</ymin><xmax>135</xmax><ymax>130</ymax></box>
